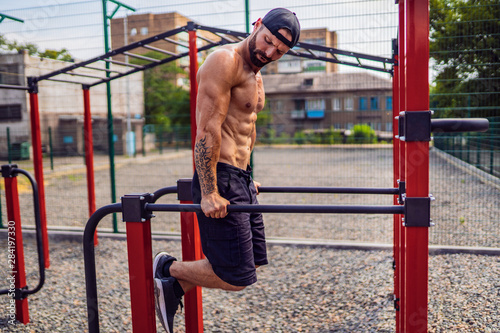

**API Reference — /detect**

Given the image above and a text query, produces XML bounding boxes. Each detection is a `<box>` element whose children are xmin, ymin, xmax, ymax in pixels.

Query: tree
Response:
<box><xmin>0</xmin><ymin>34</ymin><xmax>73</xmax><ymax>61</ymax></box>
<box><xmin>429</xmin><ymin>0</ymin><xmax>499</xmax><ymax>118</ymax></box>
<box><xmin>130</xmin><ymin>51</ymin><xmax>191</xmax><ymax>136</ymax></box>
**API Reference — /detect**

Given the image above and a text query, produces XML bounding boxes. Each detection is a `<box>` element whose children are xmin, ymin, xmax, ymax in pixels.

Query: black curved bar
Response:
<box><xmin>431</xmin><ymin>118</ymin><xmax>489</xmax><ymax>133</ymax></box>
<box><xmin>0</xmin><ymin>167</ymin><xmax>45</xmax><ymax>299</ymax></box>
<box><xmin>146</xmin><ymin>203</ymin><xmax>405</xmax><ymax>215</ymax></box>
<box><xmin>151</xmin><ymin>186</ymin><xmax>178</xmax><ymax>203</ymax></box>
<box><xmin>16</xmin><ymin>168</ymin><xmax>45</xmax><ymax>296</ymax></box>
<box><xmin>83</xmin><ymin>203</ymin><xmax>122</xmax><ymax>333</ymax></box>
<box><xmin>258</xmin><ymin>186</ymin><xmax>399</xmax><ymax>195</ymax></box>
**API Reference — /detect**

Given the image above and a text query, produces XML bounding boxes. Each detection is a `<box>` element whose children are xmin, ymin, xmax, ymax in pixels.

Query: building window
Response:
<box><xmin>130</xmin><ymin>28</ymin><xmax>137</xmax><ymax>36</ymax></box>
<box><xmin>306</xmin><ymin>99</ymin><xmax>325</xmax><ymax>119</ymax></box>
<box><xmin>370</xmin><ymin>97</ymin><xmax>379</xmax><ymax>110</ymax></box>
<box><xmin>386</xmin><ymin>122</ymin><xmax>393</xmax><ymax>132</ymax></box>
<box><xmin>359</xmin><ymin>97</ymin><xmax>368</xmax><ymax>110</ymax></box>
<box><xmin>0</xmin><ymin>104</ymin><xmax>22</xmax><ymax>121</ymax></box>
<box><xmin>140</xmin><ymin>27</ymin><xmax>149</xmax><ymax>35</ymax></box>
<box><xmin>0</xmin><ymin>65</ymin><xmax>19</xmax><ymax>85</ymax></box>
<box><xmin>344</xmin><ymin>97</ymin><xmax>353</xmax><ymax>111</ymax></box>
<box><xmin>303</xmin><ymin>78</ymin><xmax>314</xmax><ymax>86</ymax></box>
<box><xmin>386</xmin><ymin>96</ymin><xmax>393</xmax><ymax>110</ymax></box>
<box><xmin>332</xmin><ymin>98</ymin><xmax>341</xmax><ymax>111</ymax></box>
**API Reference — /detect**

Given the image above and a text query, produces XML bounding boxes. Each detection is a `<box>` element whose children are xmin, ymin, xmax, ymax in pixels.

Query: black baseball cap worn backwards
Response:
<box><xmin>259</xmin><ymin>8</ymin><xmax>301</xmax><ymax>48</ymax></box>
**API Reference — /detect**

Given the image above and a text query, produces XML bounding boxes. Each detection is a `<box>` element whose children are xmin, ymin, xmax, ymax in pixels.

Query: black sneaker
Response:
<box><xmin>153</xmin><ymin>252</ymin><xmax>177</xmax><ymax>279</ymax></box>
<box><xmin>154</xmin><ymin>277</ymin><xmax>182</xmax><ymax>333</ymax></box>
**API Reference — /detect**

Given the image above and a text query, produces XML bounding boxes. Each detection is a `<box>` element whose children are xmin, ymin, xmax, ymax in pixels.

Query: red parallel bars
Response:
<box><xmin>28</xmin><ymin>91</ymin><xmax>50</xmax><ymax>268</ymax></box>
<box><xmin>4</xmin><ymin>172</ymin><xmax>30</xmax><ymax>324</ymax></box>
<box><xmin>401</xmin><ymin>0</ymin><xmax>430</xmax><ymax>332</ymax></box>
<box><xmin>183</xmin><ymin>23</ymin><xmax>204</xmax><ymax>333</ymax></box>
<box><xmin>83</xmin><ymin>87</ymin><xmax>98</xmax><ymax>245</ymax></box>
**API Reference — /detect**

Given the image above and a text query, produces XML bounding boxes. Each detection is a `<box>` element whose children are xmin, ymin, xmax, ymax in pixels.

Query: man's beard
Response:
<box><xmin>248</xmin><ymin>33</ymin><xmax>271</xmax><ymax>68</ymax></box>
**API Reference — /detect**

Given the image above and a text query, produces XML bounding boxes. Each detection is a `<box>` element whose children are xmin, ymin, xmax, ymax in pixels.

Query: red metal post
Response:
<box><xmin>188</xmin><ymin>24</ymin><xmax>199</xmax><ymax>160</ymax></box>
<box><xmin>183</xmin><ymin>23</ymin><xmax>204</xmax><ymax>333</ymax></box>
<box><xmin>392</xmin><ymin>45</ymin><xmax>401</xmax><ymax>332</ymax></box>
<box><xmin>403</xmin><ymin>0</ymin><xmax>430</xmax><ymax>332</ymax></box>
<box><xmin>29</xmin><ymin>91</ymin><xmax>50</xmax><ymax>268</ymax></box>
<box><xmin>180</xmin><ymin>206</ymin><xmax>204</xmax><ymax>333</ymax></box>
<box><xmin>126</xmin><ymin>220</ymin><xmax>157</xmax><ymax>333</ymax></box>
<box><xmin>396</xmin><ymin>1</ymin><xmax>406</xmax><ymax>331</ymax></box>
<box><xmin>4</xmin><ymin>174</ymin><xmax>30</xmax><ymax>324</ymax></box>
<box><xmin>83</xmin><ymin>87</ymin><xmax>98</xmax><ymax>246</ymax></box>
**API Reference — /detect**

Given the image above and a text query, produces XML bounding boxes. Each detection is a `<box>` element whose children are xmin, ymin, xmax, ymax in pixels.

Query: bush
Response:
<box><xmin>347</xmin><ymin>124</ymin><xmax>377</xmax><ymax>144</ymax></box>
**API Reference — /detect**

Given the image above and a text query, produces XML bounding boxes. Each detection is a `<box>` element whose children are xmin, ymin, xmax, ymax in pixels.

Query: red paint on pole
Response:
<box><xmin>126</xmin><ymin>220</ymin><xmax>157</xmax><ymax>333</ymax></box>
<box><xmin>185</xmin><ymin>24</ymin><xmax>204</xmax><ymax>333</ymax></box>
<box><xmin>392</xmin><ymin>50</ymin><xmax>401</xmax><ymax>332</ymax></box>
<box><xmin>180</xmin><ymin>206</ymin><xmax>204</xmax><ymax>333</ymax></box>
<box><xmin>29</xmin><ymin>92</ymin><xmax>50</xmax><ymax>268</ymax></box>
<box><xmin>83</xmin><ymin>88</ymin><xmax>98</xmax><ymax>246</ymax></box>
<box><xmin>4</xmin><ymin>176</ymin><xmax>30</xmax><ymax>324</ymax></box>
<box><xmin>403</xmin><ymin>0</ymin><xmax>430</xmax><ymax>332</ymax></box>
<box><xmin>189</xmin><ymin>27</ymin><xmax>199</xmax><ymax>166</ymax></box>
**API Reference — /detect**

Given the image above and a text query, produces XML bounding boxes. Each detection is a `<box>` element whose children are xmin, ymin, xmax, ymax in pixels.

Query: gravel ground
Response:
<box><xmin>0</xmin><ymin>146</ymin><xmax>499</xmax><ymax>332</ymax></box>
<box><xmin>0</xmin><ymin>238</ymin><xmax>499</xmax><ymax>332</ymax></box>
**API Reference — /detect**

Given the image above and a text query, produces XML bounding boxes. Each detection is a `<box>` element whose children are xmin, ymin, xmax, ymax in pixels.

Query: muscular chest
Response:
<box><xmin>231</xmin><ymin>74</ymin><xmax>265</xmax><ymax>113</ymax></box>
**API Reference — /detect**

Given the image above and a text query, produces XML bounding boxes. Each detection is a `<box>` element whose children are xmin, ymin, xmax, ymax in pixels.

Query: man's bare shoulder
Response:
<box><xmin>198</xmin><ymin>46</ymin><xmax>245</xmax><ymax>82</ymax></box>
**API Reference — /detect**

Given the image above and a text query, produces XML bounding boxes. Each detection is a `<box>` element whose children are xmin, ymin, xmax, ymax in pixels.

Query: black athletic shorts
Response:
<box><xmin>192</xmin><ymin>162</ymin><xmax>268</xmax><ymax>287</ymax></box>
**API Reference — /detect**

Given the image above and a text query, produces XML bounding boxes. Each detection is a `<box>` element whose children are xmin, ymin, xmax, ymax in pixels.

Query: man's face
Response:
<box><xmin>248</xmin><ymin>25</ymin><xmax>292</xmax><ymax>68</ymax></box>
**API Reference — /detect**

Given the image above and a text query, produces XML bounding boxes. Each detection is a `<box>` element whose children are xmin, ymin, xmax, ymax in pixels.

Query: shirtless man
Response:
<box><xmin>153</xmin><ymin>8</ymin><xmax>300</xmax><ymax>332</ymax></box>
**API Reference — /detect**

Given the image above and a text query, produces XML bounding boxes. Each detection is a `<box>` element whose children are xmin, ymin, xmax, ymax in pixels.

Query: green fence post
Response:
<box><xmin>48</xmin><ymin>126</ymin><xmax>54</xmax><ymax>170</ymax></box>
<box><xmin>7</xmin><ymin>127</ymin><xmax>12</xmax><ymax>164</ymax></box>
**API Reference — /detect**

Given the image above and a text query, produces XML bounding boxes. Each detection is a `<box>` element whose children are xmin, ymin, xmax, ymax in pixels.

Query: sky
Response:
<box><xmin>0</xmin><ymin>0</ymin><xmax>398</xmax><ymax>77</ymax></box>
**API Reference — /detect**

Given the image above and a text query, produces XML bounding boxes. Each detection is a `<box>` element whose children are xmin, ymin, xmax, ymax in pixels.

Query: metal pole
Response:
<box><xmin>185</xmin><ymin>22</ymin><xmax>204</xmax><ymax>333</ymax></box>
<box><xmin>7</xmin><ymin>127</ymin><xmax>12</xmax><ymax>164</ymax></box>
<box><xmin>396</xmin><ymin>2</ymin><xmax>406</xmax><ymax>331</ymax></box>
<box><xmin>403</xmin><ymin>0</ymin><xmax>430</xmax><ymax>332</ymax></box>
<box><xmin>391</xmin><ymin>37</ymin><xmax>402</xmax><ymax>332</ymax></box>
<box><xmin>102</xmin><ymin>0</ymin><xmax>118</xmax><ymax>232</ymax></box>
<box><xmin>83</xmin><ymin>87</ymin><xmax>98</xmax><ymax>245</ymax></box>
<box><xmin>3</xmin><ymin>169</ymin><xmax>30</xmax><ymax>323</ymax></box>
<box><xmin>48</xmin><ymin>127</ymin><xmax>54</xmax><ymax>170</ymax></box>
<box><xmin>28</xmin><ymin>88</ymin><xmax>50</xmax><ymax>268</ymax></box>
<box><xmin>126</xmin><ymin>219</ymin><xmax>157</xmax><ymax>333</ymax></box>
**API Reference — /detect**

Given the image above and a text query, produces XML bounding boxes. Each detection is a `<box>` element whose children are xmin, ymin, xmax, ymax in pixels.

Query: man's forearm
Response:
<box><xmin>194</xmin><ymin>135</ymin><xmax>218</xmax><ymax>196</ymax></box>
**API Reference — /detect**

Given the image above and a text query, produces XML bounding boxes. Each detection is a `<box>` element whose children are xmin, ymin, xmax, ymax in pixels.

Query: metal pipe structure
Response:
<box><xmin>83</xmin><ymin>87</ymin><xmax>98</xmax><ymax>245</ymax></box>
<box><xmin>83</xmin><ymin>184</ymin><xmax>408</xmax><ymax>333</ymax></box>
<box><xmin>0</xmin><ymin>165</ymin><xmax>46</xmax><ymax>324</ymax></box>
<box><xmin>28</xmin><ymin>85</ymin><xmax>50</xmax><ymax>268</ymax></box>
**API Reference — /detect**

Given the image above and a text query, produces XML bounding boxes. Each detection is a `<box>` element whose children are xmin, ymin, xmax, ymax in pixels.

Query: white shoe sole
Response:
<box><xmin>154</xmin><ymin>278</ymin><xmax>170</xmax><ymax>333</ymax></box>
<box><xmin>153</xmin><ymin>252</ymin><xmax>170</xmax><ymax>278</ymax></box>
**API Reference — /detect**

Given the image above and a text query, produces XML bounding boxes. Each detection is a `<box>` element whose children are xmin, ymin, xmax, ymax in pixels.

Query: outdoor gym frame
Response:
<box><xmin>0</xmin><ymin>1</ymin><xmax>490</xmax><ymax>332</ymax></box>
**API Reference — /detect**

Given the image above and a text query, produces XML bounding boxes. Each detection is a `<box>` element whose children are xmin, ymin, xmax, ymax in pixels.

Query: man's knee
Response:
<box><xmin>223</xmin><ymin>284</ymin><xmax>246</xmax><ymax>292</ymax></box>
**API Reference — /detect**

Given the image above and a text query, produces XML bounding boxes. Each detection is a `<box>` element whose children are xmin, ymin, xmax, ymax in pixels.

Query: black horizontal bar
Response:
<box><xmin>0</xmin><ymin>84</ymin><xmax>29</xmax><ymax>91</ymax></box>
<box><xmin>147</xmin><ymin>203</ymin><xmax>404</xmax><ymax>215</ymax></box>
<box><xmin>258</xmin><ymin>186</ymin><xmax>399</xmax><ymax>195</ymax></box>
<box><xmin>431</xmin><ymin>118</ymin><xmax>489</xmax><ymax>133</ymax></box>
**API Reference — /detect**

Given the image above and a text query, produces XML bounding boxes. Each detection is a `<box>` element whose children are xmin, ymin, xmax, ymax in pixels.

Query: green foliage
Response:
<box><xmin>429</xmin><ymin>0</ymin><xmax>500</xmax><ymax>118</ymax></box>
<box><xmin>347</xmin><ymin>124</ymin><xmax>377</xmax><ymax>144</ymax></box>
<box><xmin>0</xmin><ymin>34</ymin><xmax>73</xmax><ymax>61</ymax></box>
<box><xmin>130</xmin><ymin>51</ymin><xmax>190</xmax><ymax>132</ymax></box>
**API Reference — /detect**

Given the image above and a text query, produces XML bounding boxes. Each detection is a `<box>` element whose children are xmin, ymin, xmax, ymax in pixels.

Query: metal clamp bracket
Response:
<box><xmin>404</xmin><ymin>196</ymin><xmax>431</xmax><ymax>227</ymax></box>
<box><xmin>397</xmin><ymin>111</ymin><xmax>432</xmax><ymax>142</ymax></box>
<box><xmin>177</xmin><ymin>178</ymin><xmax>193</xmax><ymax>201</ymax></box>
<box><xmin>397</xmin><ymin>180</ymin><xmax>405</xmax><ymax>205</ymax></box>
<box><xmin>1</xmin><ymin>164</ymin><xmax>19</xmax><ymax>178</ymax></box>
<box><xmin>121</xmin><ymin>193</ymin><xmax>154</xmax><ymax>222</ymax></box>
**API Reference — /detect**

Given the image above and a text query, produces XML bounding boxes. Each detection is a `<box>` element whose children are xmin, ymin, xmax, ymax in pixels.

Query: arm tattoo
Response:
<box><xmin>194</xmin><ymin>136</ymin><xmax>217</xmax><ymax>195</ymax></box>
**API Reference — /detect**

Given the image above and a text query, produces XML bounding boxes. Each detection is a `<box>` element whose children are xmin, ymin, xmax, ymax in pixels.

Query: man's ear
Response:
<box><xmin>253</xmin><ymin>18</ymin><xmax>262</xmax><ymax>31</ymax></box>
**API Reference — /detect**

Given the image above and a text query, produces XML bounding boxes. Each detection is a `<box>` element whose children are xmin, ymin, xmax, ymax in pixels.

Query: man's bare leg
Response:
<box><xmin>169</xmin><ymin>259</ymin><xmax>245</xmax><ymax>293</ymax></box>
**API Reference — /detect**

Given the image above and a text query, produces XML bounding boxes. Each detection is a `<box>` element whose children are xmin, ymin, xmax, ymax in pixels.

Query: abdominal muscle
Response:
<box><xmin>218</xmin><ymin>112</ymin><xmax>256</xmax><ymax>170</ymax></box>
